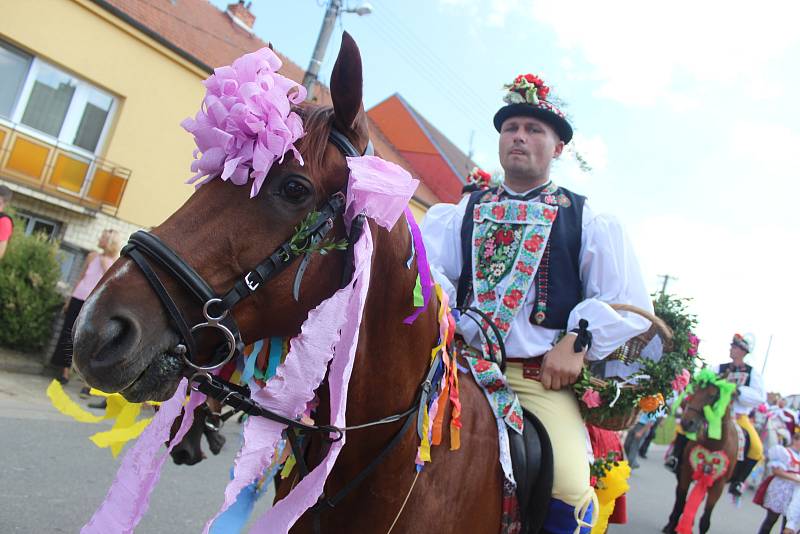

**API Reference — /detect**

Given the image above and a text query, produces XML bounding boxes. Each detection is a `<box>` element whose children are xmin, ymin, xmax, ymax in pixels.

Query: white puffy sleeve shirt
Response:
<box><xmin>421</xmin><ymin>195</ymin><xmax>652</xmax><ymax>361</ymax></box>
<box><xmin>711</xmin><ymin>363</ymin><xmax>767</xmax><ymax>416</ymax></box>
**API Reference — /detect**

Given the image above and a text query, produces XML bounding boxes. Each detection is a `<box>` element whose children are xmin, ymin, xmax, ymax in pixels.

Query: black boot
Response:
<box><xmin>728</xmin><ymin>458</ymin><xmax>758</xmax><ymax>496</ymax></box>
<box><xmin>665</xmin><ymin>434</ymin><xmax>689</xmax><ymax>475</ymax></box>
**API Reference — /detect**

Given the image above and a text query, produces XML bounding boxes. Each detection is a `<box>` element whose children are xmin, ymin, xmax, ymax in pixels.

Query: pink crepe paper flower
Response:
<box><xmin>181</xmin><ymin>47</ymin><xmax>307</xmax><ymax>198</ymax></box>
<box><xmin>582</xmin><ymin>388</ymin><xmax>602</xmax><ymax>408</ymax></box>
<box><xmin>672</xmin><ymin>368</ymin><xmax>691</xmax><ymax>392</ymax></box>
<box><xmin>687</xmin><ymin>332</ymin><xmax>700</xmax><ymax>356</ymax></box>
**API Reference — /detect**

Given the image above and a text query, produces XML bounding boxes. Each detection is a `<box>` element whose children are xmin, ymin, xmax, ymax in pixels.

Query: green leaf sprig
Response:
<box><xmin>287</xmin><ymin>211</ymin><xmax>348</xmax><ymax>258</ymax></box>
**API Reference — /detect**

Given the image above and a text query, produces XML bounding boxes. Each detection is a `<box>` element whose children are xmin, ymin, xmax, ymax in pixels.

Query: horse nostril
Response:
<box><xmin>93</xmin><ymin>317</ymin><xmax>134</xmax><ymax>362</ymax></box>
<box><xmin>73</xmin><ymin>311</ymin><xmax>143</xmax><ymax>391</ymax></box>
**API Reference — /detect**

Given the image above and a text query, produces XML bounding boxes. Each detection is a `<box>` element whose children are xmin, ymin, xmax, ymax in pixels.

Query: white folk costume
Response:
<box><xmin>713</xmin><ymin>334</ymin><xmax>767</xmax><ymax>462</ymax></box>
<box><xmin>763</xmin><ymin>445</ymin><xmax>800</xmax><ymax>514</ymax></box>
<box><xmin>422</xmin><ymin>74</ymin><xmax>652</xmax><ymax>534</ymax></box>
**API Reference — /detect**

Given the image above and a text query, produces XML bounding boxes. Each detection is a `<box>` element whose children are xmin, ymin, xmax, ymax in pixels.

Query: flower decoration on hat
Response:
<box><xmin>731</xmin><ymin>333</ymin><xmax>754</xmax><ymax>353</ymax></box>
<box><xmin>503</xmin><ymin>73</ymin><xmax>552</xmax><ymax>106</ymax></box>
<box><xmin>181</xmin><ymin>47</ymin><xmax>307</xmax><ymax>198</ymax></box>
<box><xmin>494</xmin><ymin>73</ymin><xmax>572</xmax><ymax>142</ymax></box>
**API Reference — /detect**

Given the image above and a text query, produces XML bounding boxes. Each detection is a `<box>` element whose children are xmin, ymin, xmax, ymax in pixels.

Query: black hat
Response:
<box><xmin>493</xmin><ymin>74</ymin><xmax>573</xmax><ymax>143</ymax></box>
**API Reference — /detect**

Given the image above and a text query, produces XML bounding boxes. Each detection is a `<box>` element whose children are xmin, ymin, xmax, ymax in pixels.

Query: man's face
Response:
<box><xmin>498</xmin><ymin>116</ymin><xmax>564</xmax><ymax>182</ymax></box>
<box><xmin>730</xmin><ymin>344</ymin><xmax>747</xmax><ymax>360</ymax></box>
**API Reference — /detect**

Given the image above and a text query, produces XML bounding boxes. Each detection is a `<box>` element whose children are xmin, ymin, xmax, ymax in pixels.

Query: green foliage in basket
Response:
<box><xmin>574</xmin><ymin>294</ymin><xmax>701</xmax><ymax>422</ymax></box>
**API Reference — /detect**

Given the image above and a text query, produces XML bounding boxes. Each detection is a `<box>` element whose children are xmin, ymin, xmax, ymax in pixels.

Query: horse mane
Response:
<box><xmin>293</xmin><ymin>105</ymin><xmax>336</xmax><ymax>179</ymax></box>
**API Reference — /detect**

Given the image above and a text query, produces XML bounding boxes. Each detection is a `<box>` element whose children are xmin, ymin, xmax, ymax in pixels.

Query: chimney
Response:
<box><xmin>226</xmin><ymin>1</ymin><xmax>255</xmax><ymax>29</ymax></box>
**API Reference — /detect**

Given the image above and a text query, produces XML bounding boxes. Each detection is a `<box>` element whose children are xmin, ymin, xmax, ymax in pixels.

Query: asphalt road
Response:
<box><xmin>1</xmin><ymin>371</ymin><xmax>769</xmax><ymax>533</ymax></box>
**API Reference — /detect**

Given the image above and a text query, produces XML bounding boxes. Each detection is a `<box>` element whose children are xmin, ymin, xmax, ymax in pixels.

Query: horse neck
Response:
<box><xmin>345</xmin><ymin>219</ymin><xmax>440</xmax><ymax>421</ymax></box>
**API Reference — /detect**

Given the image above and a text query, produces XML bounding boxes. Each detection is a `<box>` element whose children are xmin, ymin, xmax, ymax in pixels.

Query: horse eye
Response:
<box><xmin>282</xmin><ymin>179</ymin><xmax>310</xmax><ymax>202</ymax></box>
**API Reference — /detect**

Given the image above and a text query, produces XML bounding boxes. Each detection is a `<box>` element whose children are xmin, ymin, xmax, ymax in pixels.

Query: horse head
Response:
<box><xmin>72</xmin><ymin>33</ymin><xmax>372</xmax><ymax>402</ymax></box>
<box><xmin>680</xmin><ymin>381</ymin><xmax>720</xmax><ymax>436</ymax></box>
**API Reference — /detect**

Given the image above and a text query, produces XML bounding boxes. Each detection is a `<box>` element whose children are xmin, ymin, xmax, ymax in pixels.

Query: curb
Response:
<box><xmin>0</xmin><ymin>348</ymin><xmax>46</xmax><ymax>376</ymax></box>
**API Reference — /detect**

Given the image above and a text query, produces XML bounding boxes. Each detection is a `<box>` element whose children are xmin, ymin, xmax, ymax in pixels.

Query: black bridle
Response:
<box><xmin>122</xmin><ymin>129</ymin><xmax>437</xmax><ymax>529</ymax></box>
<box><xmin>122</xmin><ymin>128</ymin><xmax>370</xmax><ymax>372</ymax></box>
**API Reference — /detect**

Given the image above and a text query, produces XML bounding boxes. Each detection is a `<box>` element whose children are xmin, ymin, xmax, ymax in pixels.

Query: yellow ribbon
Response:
<box><xmin>47</xmin><ymin>380</ymin><xmax>105</xmax><ymax>423</ymax></box>
<box><xmin>591</xmin><ymin>460</ymin><xmax>631</xmax><ymax>534</ymax></box>
<box><xmin>47</xmin><ymin>380</ymin><xmax>157</xmax><ymax>456</ymax></box>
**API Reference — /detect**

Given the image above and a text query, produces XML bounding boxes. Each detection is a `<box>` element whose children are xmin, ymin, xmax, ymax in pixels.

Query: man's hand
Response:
<box><xmin>540</xmin><ymin>333</ymin><xmax>586</xmax><ymax>390</ymax></box>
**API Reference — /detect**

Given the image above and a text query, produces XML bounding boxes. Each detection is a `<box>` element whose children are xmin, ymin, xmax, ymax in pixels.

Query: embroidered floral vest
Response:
<box><xmin>456</xmin><ymin>184</ymin><xmax>585</xmax><ymax>355</ymax></box>
<box><xmin>719</xmin><ymin>363</ymin><xmax>753</xmax><ymax>387</ymax></box>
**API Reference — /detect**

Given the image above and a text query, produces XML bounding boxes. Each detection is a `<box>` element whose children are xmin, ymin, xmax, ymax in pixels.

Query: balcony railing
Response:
<box><xmin>0</xmin><ymin>122</ymin><xmax>130</xmax><ymax>215</ymax></box>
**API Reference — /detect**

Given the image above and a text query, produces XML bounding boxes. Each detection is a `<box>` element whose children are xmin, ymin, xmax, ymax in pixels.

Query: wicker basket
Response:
<box><xmin>580</xmin><ymin>304</ymin><xmax>674</xmax><ymax>431</ymax></box>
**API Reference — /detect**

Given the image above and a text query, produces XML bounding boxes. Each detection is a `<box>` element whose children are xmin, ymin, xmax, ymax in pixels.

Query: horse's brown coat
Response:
<box><xmin>72</xmin><ymin>33</ymin><xmax>502</xmax><ymax>533</ymax></box>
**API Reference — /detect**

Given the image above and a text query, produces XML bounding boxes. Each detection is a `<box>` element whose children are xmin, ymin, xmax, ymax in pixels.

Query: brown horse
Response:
<box><xmin>663</xmin><ymin>380</ymin><xmax>738</xmax><ymax>534</ymax></box>
<box><xmin>71</xmin><ymin>34</ymin><xmax>503</xmax><ymax>532</ymax></box>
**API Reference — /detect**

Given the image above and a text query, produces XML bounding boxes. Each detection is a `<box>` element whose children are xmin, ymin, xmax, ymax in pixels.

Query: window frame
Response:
<box><xmin>0</xmin><ymin>48</ymin><xmax>117</xmax><ymax>160</ymax></box>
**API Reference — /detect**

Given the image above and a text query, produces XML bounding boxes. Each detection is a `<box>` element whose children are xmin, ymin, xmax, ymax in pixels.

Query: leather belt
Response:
<box><xmin>506</xmin><ymin>356</ymin><xmax>545</xmax><ymax>381</ymax></box>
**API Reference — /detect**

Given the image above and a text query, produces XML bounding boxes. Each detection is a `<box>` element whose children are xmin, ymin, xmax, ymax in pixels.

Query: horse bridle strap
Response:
<box><xmin>122</xmin><ymin>127</ymin><xmax>369</xmax><ymax>372</ymax></box>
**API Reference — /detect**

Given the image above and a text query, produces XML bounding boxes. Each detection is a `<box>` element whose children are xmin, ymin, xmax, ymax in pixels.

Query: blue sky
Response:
<box><xmin>211</xmin><ymin>0</ymin><xmax>800</xmax><ymax>394</ymax></box>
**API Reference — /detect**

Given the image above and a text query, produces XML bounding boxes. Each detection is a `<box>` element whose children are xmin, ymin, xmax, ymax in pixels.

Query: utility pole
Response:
<box><xmin>302</xmin><ymin>1</ymin><xmax>373</xmax><ymax>95</ymax></box>
<box><xmin>658</xmin><ymin>274</ymin><xmax>677</xmax><ymax>297</ymax></box>
<box><xmin>302</xmin><ymin>0</ymin><xmax>342</xmax><ymax>94</ymax></box>
<box><xmin>761</xmin><ymin>334</ymin><xmax>774</xmax><ymax>375</ymax></box>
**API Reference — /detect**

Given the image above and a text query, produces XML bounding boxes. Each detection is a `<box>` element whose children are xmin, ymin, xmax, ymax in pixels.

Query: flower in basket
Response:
<box><xmin>638</xmin><ymin>393</ymin><xmax>664</xmax><ymax>413</ymax></box>
<box><xmin>672</xmin><ymin>368</ymin><xmax>691</xmax><ymax>392</ymax></box>
<box><xmin>687</xmin><ymin>332</ymin><xmax>700</xmax><ymax>356</ymax></box>
<box><xmin>582</xmin><ymin>388</ymin><xmax>602</xmax><ymax>408</ymax></box>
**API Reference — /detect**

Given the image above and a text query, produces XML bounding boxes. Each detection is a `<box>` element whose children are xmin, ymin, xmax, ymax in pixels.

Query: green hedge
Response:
<box><xmin>0</xmin><ymin>230</ymin><xmax>63</xmax><ymax>352</ymax></box>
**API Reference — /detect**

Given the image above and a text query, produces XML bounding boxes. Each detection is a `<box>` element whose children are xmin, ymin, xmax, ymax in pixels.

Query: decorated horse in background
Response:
<box><xmin>71</xmin><ymin>34</ymin><xmax>523</xmax><ymax>533</ymax></box>
<box><xmin>663</xmin><ymin>369</ymin><xmax>737</xmax><ymax>534</ymax></box>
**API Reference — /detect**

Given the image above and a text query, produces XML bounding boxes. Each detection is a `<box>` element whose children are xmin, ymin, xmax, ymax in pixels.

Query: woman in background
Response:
<box><xmin>51</xmin><ymin>229</ymin><xmax>122</xmax><ymax>384</ymax></box>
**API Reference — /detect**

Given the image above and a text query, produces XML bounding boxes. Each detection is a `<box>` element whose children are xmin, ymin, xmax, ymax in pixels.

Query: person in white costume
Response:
<box><xmin>421</xmin><ymin>73</ymin><xmax>652</xmax><ymax>534</ymax></box>
<box><xmin>665</xmin><ymin>333</ymin><xmax>767</xmax><ymax>496</ymax></box>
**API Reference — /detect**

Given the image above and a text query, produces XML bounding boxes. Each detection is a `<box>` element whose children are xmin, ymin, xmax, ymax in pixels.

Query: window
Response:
<box><xmin>15</xmin><ymin>210</ymin><xmax>62</xmax><ymax>240</ymax></box>
<box><xmin>20</xmin><ymin>62</ymin><xmax>76</xmax><ymax>138</ymax></box>
<box><xmin>0</xmin><ymin>42</ymin><xmax>32</xmax><ymax>119</ymax></box>
<box><xmin>0</xmin><ymin>39</ymin><xmax>116</xmax><ymax>156</ymax></box>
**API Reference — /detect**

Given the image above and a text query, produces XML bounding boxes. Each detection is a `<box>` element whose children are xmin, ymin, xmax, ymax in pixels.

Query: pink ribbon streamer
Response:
<box><xmin>249</xmin><ymin>228</ymin><xmax>373</xmax><ymax>532</ymax></box>
<box><xmin>345</xmin><ymin>156</ymin><xmax>418</xmax><ymax>230</ymax></box>
<box><xmin>403</xmin><ymin>207</ymin><xmax>433</xmax><ymax>324</ymax></box>
<box><xmin>81</xmin><ymin>379</ymin><xmax>205</xmax><ymax>533</ymax></box>
<box><xmin>202</xmin><ymin>257</ymin><xmax>365</xmax><ymax>532</ymax></box>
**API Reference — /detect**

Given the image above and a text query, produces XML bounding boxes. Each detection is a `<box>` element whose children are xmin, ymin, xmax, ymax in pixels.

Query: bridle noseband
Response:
<box><xmin>122</xmin><ymin>128</ymin><xmax>372</xmax><ymax>372</ymax></box>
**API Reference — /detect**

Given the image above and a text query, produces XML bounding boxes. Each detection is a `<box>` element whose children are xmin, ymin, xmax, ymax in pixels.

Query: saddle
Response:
<box><xmin>509</xmin><ymin>407</ymin><xmax>554</xmax><ymax>534</ymax></box>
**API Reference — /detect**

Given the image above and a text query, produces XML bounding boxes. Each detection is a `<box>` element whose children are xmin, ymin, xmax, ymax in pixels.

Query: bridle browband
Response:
<box><xmin>122</xmin><ymin>128</ymin><xmax>372</xmax><ymax>372</ymax></box>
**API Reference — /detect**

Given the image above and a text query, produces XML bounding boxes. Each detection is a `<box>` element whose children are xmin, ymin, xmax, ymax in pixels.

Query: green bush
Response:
<box><xmin>0</xmin><ymin>230</ymin><xmax>63</xmax><ymax>352</ymax></box>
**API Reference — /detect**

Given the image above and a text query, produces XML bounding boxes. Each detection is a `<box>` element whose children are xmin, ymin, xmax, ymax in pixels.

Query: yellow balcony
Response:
<box><xmin>0</xmin><ymin>123</ymin><xmax>130</xmax><ymax>215</ymax></box>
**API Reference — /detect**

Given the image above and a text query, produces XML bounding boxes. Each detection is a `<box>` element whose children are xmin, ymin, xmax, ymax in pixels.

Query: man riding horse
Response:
<box><xmin>666</xmin><ymin>333</ymin><xmax>767</xmax><ymax>496</ymax></box>
<box><xmin>421</xmin><ymin>74</ymin><xmax>652</xmax><ymax>533</ymax></box>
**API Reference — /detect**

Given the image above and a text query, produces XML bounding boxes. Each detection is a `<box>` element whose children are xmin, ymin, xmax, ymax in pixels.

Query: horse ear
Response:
<box><xmin>330</xmin><ymin>32</ymin><xmax>364</xmax><ymax>132</ymax></box>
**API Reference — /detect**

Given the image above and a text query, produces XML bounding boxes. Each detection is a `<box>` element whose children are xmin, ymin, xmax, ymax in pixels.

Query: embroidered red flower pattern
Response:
<box><xmin>516</xmin><ymin>204</ymin><xmax>528</xmax><ymax>221</ymax></box>
<box><xmin>516</xmin><ymin>261</ymin><xmax>534</xmax><ymax>275</ymax></box>
<box><xmin>524</xmin><ymin>234</ymin><xmax>544</xmax><ymax>252</ymax></box>
<box><xmin>473</xmin><ymin>359</ymin><xmax>492</xmax><ymax>373</ymax></box>
<box><xmin>507</xmin><ymin>411</ymin><xmax>523</xmax><ymax>428</ymax></box>
<box><xmin>491</xmin><ymin>205</ymin><xmax>506</xmax><ymax>219</ymax></box>
<box><xmin>477</xmin><ymin>290</ymin><xmax>496</xmax><ymax>303</ymax></box>
<box><xmin>543</xmin><ymin>209</ymin><xmax>556</xmax><ymax>221</ymax></box>
<box><xmin>502</xmin><ymin>289</ymin><xmax>524</xmax><ymax>309</ymax></box>
<box><xmin>495</xmin><ymin>229</ymin><xmax>514</xmax><ymax>245</ymax></box>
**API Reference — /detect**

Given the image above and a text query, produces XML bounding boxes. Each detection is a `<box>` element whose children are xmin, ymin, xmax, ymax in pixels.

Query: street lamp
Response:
<box><xmin>302</xmin><ymin>1</ymin><xmax>373</xmax><ymax>94</ymax></box>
